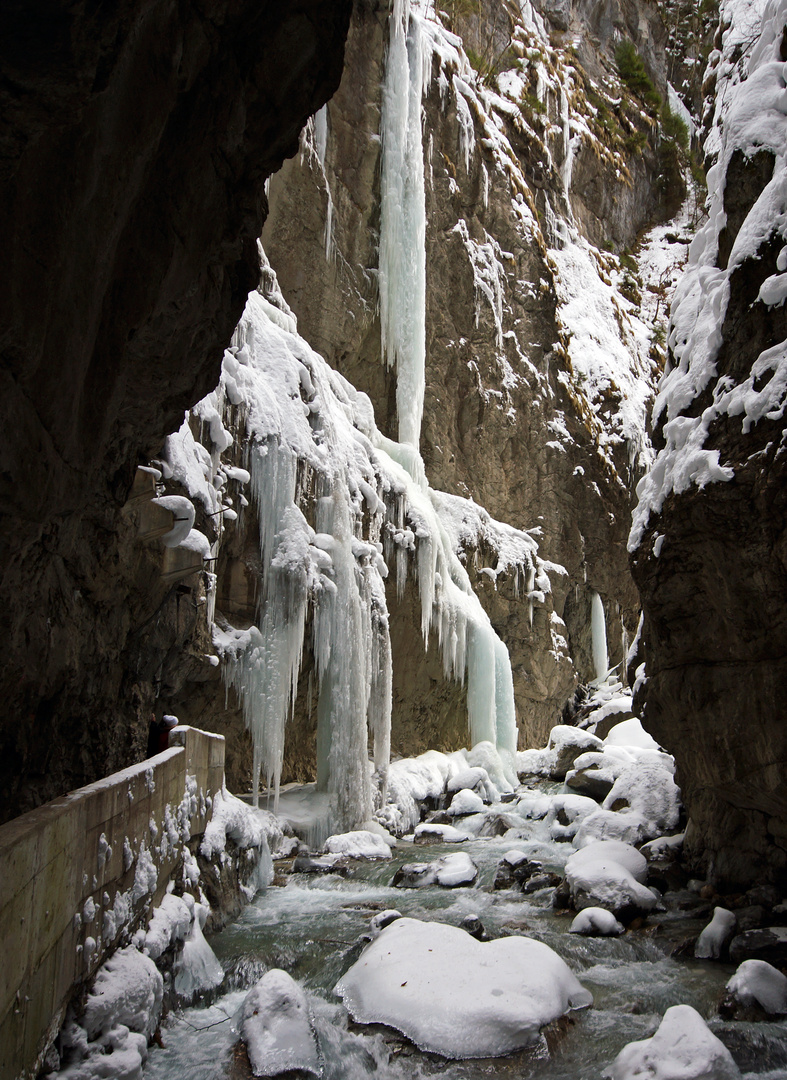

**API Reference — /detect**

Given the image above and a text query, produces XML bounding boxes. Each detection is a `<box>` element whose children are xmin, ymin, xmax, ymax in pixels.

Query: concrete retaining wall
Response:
<box><xmin>0</xmin><ymin>726</ymin><xmax>225</xmax><ymax>1080</ymax></box>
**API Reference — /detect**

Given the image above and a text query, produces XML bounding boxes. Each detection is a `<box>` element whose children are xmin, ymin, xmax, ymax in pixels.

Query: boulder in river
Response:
<box><xmin>392</xmin><ymin>852</ymin><xmax>478</xmax><ymax>888</ymax></box>
<box><xmin>240</xmin><ymin>970</ymin><xmax>320</xmax><ymax>1077</ymax></box>
<box><xmin>335</xmin><ymin>917</ymin><xmax>592</xmax><ymax>1058</ymax></box>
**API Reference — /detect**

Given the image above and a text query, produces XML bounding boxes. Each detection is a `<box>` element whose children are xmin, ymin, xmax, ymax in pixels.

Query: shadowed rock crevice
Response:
<box><xmin>0</xmin><ymin>0</ymin><xmax>352</xmax><ymax>822</ymax></box>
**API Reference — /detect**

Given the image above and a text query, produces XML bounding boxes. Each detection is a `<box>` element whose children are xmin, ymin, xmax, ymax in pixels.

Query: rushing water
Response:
<box><xmin>144</xmin><ymin>825</ymin><xmax>787</xmax><ymax>1080</ymax></box>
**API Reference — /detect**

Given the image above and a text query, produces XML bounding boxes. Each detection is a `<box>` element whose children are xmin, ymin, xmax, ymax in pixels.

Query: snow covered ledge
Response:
<box><xmin>0</xmin><ymin>725</ymin><xmax>261</xmax><ymax>1080</ymax></box>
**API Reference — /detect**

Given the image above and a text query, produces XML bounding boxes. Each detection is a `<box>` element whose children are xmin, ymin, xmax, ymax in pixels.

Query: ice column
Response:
<box><xmin>313</xmin><ymin>487</ymin><xmax>375</xmax><ymax>830</ymax></box>
<box><xmin>224</xmin><ymin>442</ymin><xmax>308</xmax><ymax>809</ymax></box>
<box><xmin>591</xmin><ymin>591</ymin><xmax>609</xmax><ymax>683</ymax></box>
<box><xmin>379</xmin><ymin>0</ymin><xmax>427</xmax><ymax>447</ymax></box>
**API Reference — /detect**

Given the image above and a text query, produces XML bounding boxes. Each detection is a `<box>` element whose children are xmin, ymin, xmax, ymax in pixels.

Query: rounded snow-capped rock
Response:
<box><xmin>335</xmin><ymin>918</ymin><xmax>592</xmax><ymax>1059</ymax></box>
<box><xmin>291</xmin><ymin>852</ymin><xmax>350</xmax><ymax>875</ymax></box>
<box><xmin>720</xmin><ymin>959</ymin><xmax>787</xmax><ymax>1020</ymax></box>
<box><xmin>608</xmin><ymin>1004</ymin><xmax>741</xmax><ymax>1080</ymax></box>
<box><xmin>564</xmin><ymin>840</ymin><xmax>658</xmax><ymax>922</ymax></box>
<box><xmin>547</xmin><ymin>726</ymin><xmax>605</xmax><ymax>779</ymax></box>
<box><xmin>413</xmin><ymin>822</ymin><xmax>471</xmax><ymax>844</ymax></box>
<box><xmin>447</xmin><ymin>788</ymin><xmax>486</xmax><ymax>816</ymax></box>
<box><xmin>492</xmin><ymin>851</ymin><xmax>561</xmax><ymax>893</ymax></box>
<box><xmin>322</xmin><ymin>830</ymin><xmax>392</xmax><ymax>860</ymax></box>
<box><xmin>565</xmin><ymin>754</ymin><xmax>617</xmax><ymax>801</ymax></box>
<box><xmin>239</xmin><ymin>969</ymin><xmax>320</xmax><ymax>1077</ymax></box>
<box><xmin>639</xmin><ymin>833</ymin><xmax>686</xmax><ymax>893</ymax></box>
<box><xmin>569</xmin><ymin>907</ymin><xmax>625</xmax><ymax>937</ymax></box>
<box><xmin>392</xmin><ymin>852</ymin><xmax>478</xmax><ymax>888</ymax></box>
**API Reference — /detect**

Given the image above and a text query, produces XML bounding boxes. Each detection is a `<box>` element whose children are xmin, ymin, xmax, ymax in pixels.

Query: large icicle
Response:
<box><xmin>379</xmin><ymin>0</ymin><xmax>428</xmax><ymax>447</ymax></box>
<box><xmin>590</xmin><ymin>591</ymin><xmax>609</xmax><ymax>683</ymax></box>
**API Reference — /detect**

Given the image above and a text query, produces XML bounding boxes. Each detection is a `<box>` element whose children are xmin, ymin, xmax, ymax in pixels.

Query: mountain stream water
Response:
<box><xmin>143</xmin><ymin>784</ymin><xmax>787</xmax><ymax>1080</ymax></box>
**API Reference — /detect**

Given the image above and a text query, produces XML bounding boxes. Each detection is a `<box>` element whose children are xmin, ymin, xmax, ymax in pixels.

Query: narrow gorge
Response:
<box><xmin>2</xmin><ymin>0</ymin><xmax>787</xmax><ymax>1076</ymax></box>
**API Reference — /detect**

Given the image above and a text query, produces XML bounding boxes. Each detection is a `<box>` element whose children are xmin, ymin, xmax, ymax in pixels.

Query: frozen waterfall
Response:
<box><xmin>379</xmin><ymin>0</ymin><xmax>428</xmax><ymax>448</ymax></box>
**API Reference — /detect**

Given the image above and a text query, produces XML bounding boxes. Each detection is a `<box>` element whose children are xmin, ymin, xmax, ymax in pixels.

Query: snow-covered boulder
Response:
<box><xmin>695</xmin><ymin>907</ymin><xmax>737</xmax><ymax>960</ymax></box>
<box><xmin>569</xmin><ymin>907</ymin><xmax>624</xmax><ymax>937</ymax></box>
<box><xmin>564</xmin><ymin>840</ymin><xmax>658</xmax><ymax>920</ymax></box>
<box><xmin>323</xmin><ymin>830</ymin><xmax>392</xmax><ymax>859</ymax></box>
<box><xmin>291</xmin><ymin>852</ymin><xmax>349</xmax><ymax>875</ymax></box>
<box><xmin>143</xmin><ymin>894</ymin><xmax>193</xmax><ymax>961</ymax></box>
<box><xmin>516</xmin><ymin>726</ymin><xmax>603</xmax><ymax>780</ymax></box>
<box><xmin>447</xmin><ymin>788</ymin><xmax>486</xmax><ymax>816</ymax></box>
<box><xmin>413</xmin><ymin>822</ymin><xmax>471</xmax><ymax>844</ymax></box>
<box><xmin>565</xmin><ymin>750</ymin><xmax>626</xmax><ymax>800</ymax></box>
<box><xmin>603</xmin><ymin>717</ymin><xmax>661</xmax><ymax>751</ymax></box>
<box><xmin>721</xmin><ymin>959</ymin><xmax>787</xmax><ymax>1019</ymax></box>
<box><xmin>83</xmin><ymin>947</ymin><xmax>163</xmax><ymax>1042</ymax></box>
<box><xmin>335</xmin><ymin>918</ymin><xmax>592</xmax><ymax>1058</ymax></box>
<box><xmin>383</xmin><ymin>753</ymin><xmax>453</xmax><ymax>835</ymax></box>
<box><xmin>392</xmin><ymin>852</ymin><xmax>478</xmax><ymax>888</ymax></box>
<box><xmin>52</xmin><ymin>948</ymin><xmax>163</xmax><ymax>1080</ymax></box>
<box><xmin>548</xmin><ymin>793</ymin><xmax>602</xmax><ymax>842</ymax></box>
<box><xmin>240</xmin><ymin>970</ymin><xmax>320</xmax><ymax>1077</ymax></box>
<box><xmin>607</xmin><ymin>1004</ymin><xmax>741</xmax><ymax>1080</ymax></box>
<box><xmin>446</xmin><ymin>766</ymin><xmax>499</xmax><ymax>803</ymax></box>
<box><xmin>573</xmin><ymin>760</ymin><xmax>681</xmax><ymax>848</ymax></box>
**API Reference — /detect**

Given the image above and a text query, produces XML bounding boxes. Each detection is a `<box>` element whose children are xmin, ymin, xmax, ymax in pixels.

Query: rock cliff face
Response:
<box><xmin>0</xmin><ymin>0</ymin><xmax>352</xmax><ymax>821</ymax></box>
<box><xmin>11</xmin><ymin>0</ymin><xmax>770</xmax><ymax>880</ymax></box>
<box><xmin>260</xmin><ymin>0</ymin><xmax>674</xmax><ymax>752</ymax></box>
<box><xmin>630</xmin><ymin>0</ymin><xmax>787</xmax><ymax>889</ymax></box>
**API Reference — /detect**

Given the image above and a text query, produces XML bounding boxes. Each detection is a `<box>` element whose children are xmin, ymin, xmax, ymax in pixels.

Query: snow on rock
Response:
<box><xmin>629</xmin><ymin>0</ymin><xmax>787</xmax><ymax>551</ymax></box>
<box><xmin>381</xmin><ymin>752</ymin><xmax>454</xmax><ymax>835</ymax></box>
<box><xmin>413</xmin><ymin>822</ymin><xmax>472</xmax><ymax>844</ymax></box>
<box><xmin>143</xmin><ymin>893</ymin><xmax>192</xmax><ymax>961</ymax></box>
<box><xmin>335</xmin><ymin>917</ymin><xmax>592</xmax><ymax>1058</ymax></box>
<box><xmin>152</xmin><ymin>495</ymin><xmax>196</xmax><ymax>548</ymax></box>
<box><xmin>564</xmin><ymin>840</ymin><xmax>658</xmax><ymax>919</ymax></box>
<box><xmin>516</xmin><ymin>725</ymin><xmax>603</xmax><ymax>780</ymax></box>
<box><xmin>724</xmin><ymin>958</ymin><xmax>787</xmax><ymax>1015</ymax></box>
<box><xmin>200</xmin><ymin>786</ymin><xmax>282</xmax><ymax>875</ymax></box>
<box><xmin>569</xmin><ymin>907</ymin><xmax>625</xmax><ymax>937</ymax></box>
<box><xmin>446</xmin><ymin>765</ymin><xmax>499</xmax><ymax>802</ymax></box>
<box><xmin>547</xmin><ymin>793</ymin><xmax>603</xmax><ymax>842</ymax></box>
<box><xmin>464</xmin><ymin>741</ymin><xmax>515</xmax><ymax>794</ymax></box>
<box><xmin>173</xmin><ymin>903</ymin><xmax>224</xmax><ymax>999</ymax></box>
<box><xmin>240</xmin><ymin>970</ymin><xmax>320</xmax><ymax>1077</ymax></box>
<box><xmin>695</xmin><ymin>906</ymin><xmax>737</xmax><ymax>959</ymax></box>
<box><xmin>322</xmin><ymin>830</ymin><xmax>392</xmax><ymax>859</ymax></box>
<box><xmin>447</xmin><ymin>788</ymin><xmax>486</xmax><ymax>816</ymax></box>
<box><xmin>574</xmin><ymin>760</ymin><xmax>681</xmax><ymax>847</ymax></box>
<box><xmin>607</xmin><ymin>1004</ymin><xmax>742</xmax><ymax>1080</ymax></box>
<box><xmin>47</xmin><ymin>948</ymin><xmax>163</xmax><ymax>1080</ymax></box>
<box><xmin>603</xmin><ymin>717</ymin><xmax>661</xmax><ymax>751</ymax></box>
<box><xmin>392</xmin><ymin>852</ymin><xmax>478</xmax><ymax>888</ymax></box>
<box><xmin>83</xmin><ymin>947</ymin><xmax>163</xmax><ymax>1042</ymax></box>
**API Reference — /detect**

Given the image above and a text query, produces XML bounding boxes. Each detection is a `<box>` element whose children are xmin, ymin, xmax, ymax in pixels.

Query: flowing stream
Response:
<box><xmin>143</xmin><ymin>790</ymin><xmax>787</xmax><ymax>1080</ymax></box>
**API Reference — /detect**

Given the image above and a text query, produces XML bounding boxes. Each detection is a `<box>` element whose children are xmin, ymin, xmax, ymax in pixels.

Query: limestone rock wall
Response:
<box><xmin>629</xmin><ymin>0</ymin><xmax>787</xmax><ymax>888</ymax></box>
<box><xmin>262</xmin><ymin>0</ymin><xmax>674</xmax><ymax>750</ymax></box>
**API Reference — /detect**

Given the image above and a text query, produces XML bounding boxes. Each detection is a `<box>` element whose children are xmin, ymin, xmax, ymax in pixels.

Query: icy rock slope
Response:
<box><xmin>630</xmin><ymin>0</ymin><xmax>787</xmax><ymax>549</ymax></box>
